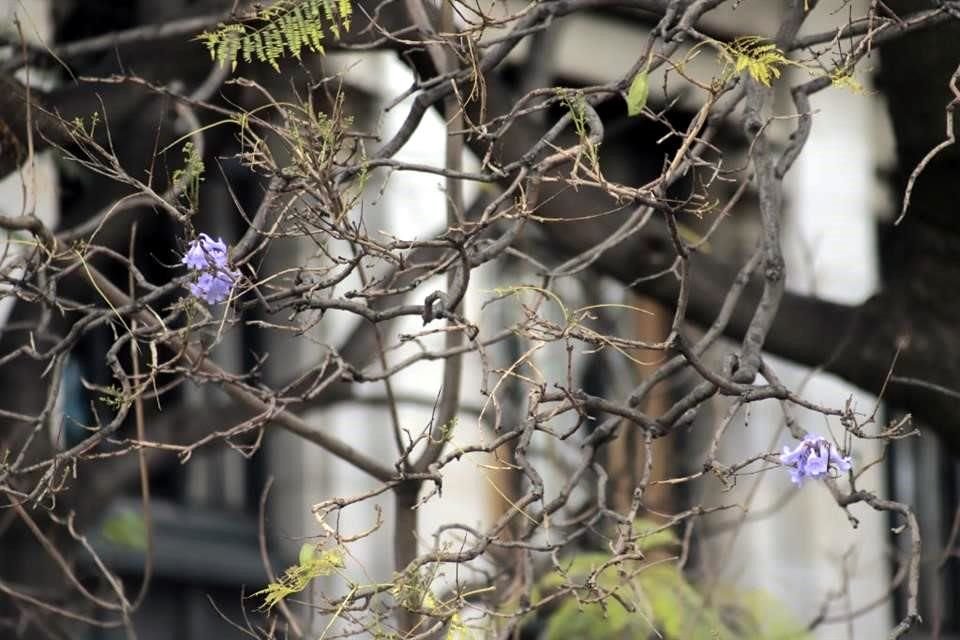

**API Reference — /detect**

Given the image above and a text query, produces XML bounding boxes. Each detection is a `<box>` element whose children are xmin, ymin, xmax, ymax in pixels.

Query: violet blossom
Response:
<box><xmin>182</xmin><ymin>234</ymin><xmax>240</xmax><ymax>304</ymax></box>
<box><xmin>779</xmin><ymin>434</ymin><xmax>852</xmax><ymax>485</ymax></box>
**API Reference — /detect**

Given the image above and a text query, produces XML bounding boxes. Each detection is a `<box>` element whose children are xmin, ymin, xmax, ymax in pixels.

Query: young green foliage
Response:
<box><xmin>392</xmin><ymin>567</ymin><xmax>477</xmax><ymax>639</ymax></box>
<box><xmin>437</xmin><ymin>416</ymin><xmax>458</xmax><ymax>444</ymax></box>
<box><xmin>684</xmin><ymin>34</ymin><xmax>867</xmax><ymax>98</ymax></box>
<box><xmin>199</xmin><ymin>0</ymin><xmax>353</xmax><ymax>71</ymax></box>
<box><xmin>829</xmin><ymin>67</ymin><xmax>868</xmax><ymax>94</ymax></box>
<box><xmin>172</xmin><ymin>141</ymin><xmax>205</xmax><ymax>211</ymax></box>
<box><xmin>558</xmin><ymin>89</ymin><xmax>600</xmax><ymax>169</ymax></box>
<box><xmin>69</xmin><ymin>111</ymin><xmax>101</xmax><ymax>138</ymax></box>
<box><xmin>253</xmin><ymin>543</ymin><xmax>345</xmax><ymax>610</ymax></box>
<box><xmin>720</xmin><ymin>36</ymin><xmax>792</xmax><ymax>87</ymax></box>
<box><xmin>534</xmin><ymin>519</ymin><xmax>811</xmax><ymax>640</ymax></box>
<box><xmin>98</xmin><ymin>384</ymin><xmax>128</xmax><ymax>410</ymax></box>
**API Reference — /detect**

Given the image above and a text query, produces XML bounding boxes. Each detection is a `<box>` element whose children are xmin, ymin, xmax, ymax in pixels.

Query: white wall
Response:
<box><xmin>0</xmin><ymin>0</ymin><xmax>58</xmax><ymax>329</ymax></box>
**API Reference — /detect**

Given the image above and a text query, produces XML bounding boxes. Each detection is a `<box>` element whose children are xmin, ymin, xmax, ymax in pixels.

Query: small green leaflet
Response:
<box><xmin>626</xmin><ymin>70</ymin><xmax>649</xmax><ymax>117</ymax></box>
<box><xmin>299</xmin><ymin>542</ymin><xmax>318</xmax><ymax>566</ymax></box>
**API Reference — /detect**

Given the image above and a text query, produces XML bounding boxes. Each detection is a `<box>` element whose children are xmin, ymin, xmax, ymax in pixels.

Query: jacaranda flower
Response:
<box><xmin>182</xmin><ymin>233</ymin><xmax>229</xmax><ymax>271</ymax></box>
<box><xmin>780</xmin><ymin>434</ymin><xmax>852</xmax><ymax>485</ymax></box>
<box><xmin>182</xmin><ymin>234</ymin><xmax>239</xmax><ymax>304</ymax></box>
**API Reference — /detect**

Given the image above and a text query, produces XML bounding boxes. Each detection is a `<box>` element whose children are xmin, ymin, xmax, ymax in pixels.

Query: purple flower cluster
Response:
<box><xmin>780</xmin><ymin>434</ymin><xmax>852</xmax><ymax>485</ymax></box>
<box><xmin>181</xmin><ymin>234</ymin><xmax>240</xmax><ymax>304</ymax></box>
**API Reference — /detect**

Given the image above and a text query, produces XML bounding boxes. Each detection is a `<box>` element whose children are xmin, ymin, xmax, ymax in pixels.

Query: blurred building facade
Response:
<box><xmin>1</xmin><ymin>1</ymin><xmax>958</xmax><ymax>638</ymax></box>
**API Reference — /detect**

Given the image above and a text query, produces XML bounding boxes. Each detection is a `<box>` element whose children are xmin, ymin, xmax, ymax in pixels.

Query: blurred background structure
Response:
<box><xmin>0</xmin><ymin>1</ymin><xmax>958</xmax><ymax>639</ymax></box>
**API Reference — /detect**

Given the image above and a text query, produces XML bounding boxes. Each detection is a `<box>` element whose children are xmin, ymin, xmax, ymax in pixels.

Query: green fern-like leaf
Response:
<box><xmin>199</xmin><ymin>0</ymin><xmax>353</xmax><ymax>71</ymax></box>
